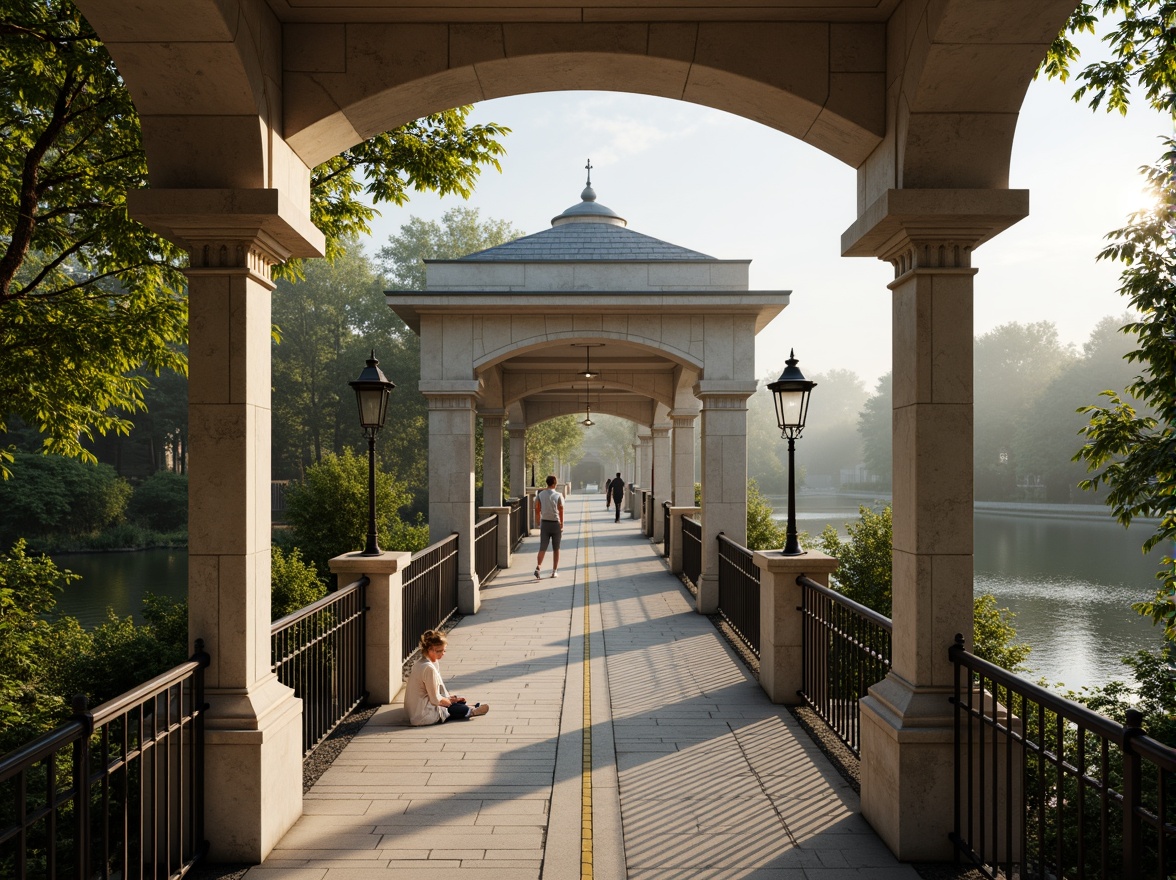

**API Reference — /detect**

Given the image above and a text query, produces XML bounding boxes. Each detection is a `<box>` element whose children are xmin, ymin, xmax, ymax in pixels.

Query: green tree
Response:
<box><xmin>283</xmin><ymin>448</ymin><xmax>428</xmax><ymax>576</ymax></box>
<box><xmin>0</xmin><ymin>540</ymin><xmax>84</xmax><ymax>750</ymax></box>
<box><xmin>0</xmin><ymin>453</ymin><xmax>130</xmax><ymax>547</ymax></box>
<box><xmin>125</xmin><ymin>471</ymin><xmax>187</xmax><ymax>532</ymax></box>
<box><xmin>0</xmin><ymin>1</ymin><xmax>508</xmax><ymax>476</ymax></box>
<box><xmin>856</xmin><ymin>372</ymin><xmax>892</xmax><ymax>487</ymax></box>
<box><xmin>1042</xmin><ymin>5</ymin><xmax>1175</xmax><ymax>641</ymax></box>
<box><xmin>974</xmin><ymin>321</ymin><xmax>1076</xmax><ymax>500</ymax></box>
<box><xmin>525</xmin><ymin>417</ymin><xmax>583</xmax><ymax>484</ymax></box>
<box><xmin>799</xmin><ymin>368</ymin><xmax>868</xmax><ymax>488</ymax></box>
<box><xmin>745</xmin><ymin>479</ymin><xmax>785</xmax><ymax>551</ymax></box>
<box><xmin>378</xmin><ymin>206</ymin><xmax>526</xmax><ymax>290</ymax></box>
<box><xmin>270</xmin><ymin>547</ymin><xmax>328</xmax><ymax>620</ymax></box>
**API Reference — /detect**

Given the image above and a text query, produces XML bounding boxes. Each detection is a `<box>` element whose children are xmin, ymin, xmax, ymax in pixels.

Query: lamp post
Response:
<box><xmin>767</xmin><ymin>349</ymin><xmax>817</xmax><ymax>556</ymax></box>
<box><xmin>349</xmin><ymin>351</ymin><xmax>396</xmax><ymax>556</ymax></box>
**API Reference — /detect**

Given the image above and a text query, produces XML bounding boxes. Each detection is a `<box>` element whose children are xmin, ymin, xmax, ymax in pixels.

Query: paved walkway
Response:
<box><xmin>247</xmin><ymin>496</ymin><xmax>918</xmax><ymax>879</ymax></box>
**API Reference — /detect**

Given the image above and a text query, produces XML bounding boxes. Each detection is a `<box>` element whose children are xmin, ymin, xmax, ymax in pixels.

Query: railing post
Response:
<box><xmin>751</xmin><ymin>550</ymin><xmax>838</xmax><ymax>704</ymax></box>
<box><xmin>1122</xmin><ymin>707</ymin><xmax>1144</xmax><ymax>877</ymax></box>
<box><xmin>71</xmin><ymin>694</ymin><xmax>93</xmax><ymax>880</ymax></box>
<box><xmin>328</xmin><ymin>551</ymin><xmax>412</xmax><ymax>703</ymax></box>
<box><xmin>667</xmin><ymin>507</ymin><xmax>700</xmax><ymax>574</ymax></box>
<box><xmin>479</xmin><ymin>506</ymin><xmax>512</xmax><ymax>570</ymax></box>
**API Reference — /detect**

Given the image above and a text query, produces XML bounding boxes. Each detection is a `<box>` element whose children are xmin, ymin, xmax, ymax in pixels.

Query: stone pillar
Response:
<box><xmin>508</xmin><ymin>427</ymin><xmax>527</xmax><ymax>503</ymax></box>
<box><xmin>695</xmin><ymin>382</ymin><xmax>756</xmax><ymax>614</ymax></box>
<box><xmin>127</xmin><ymin>188</ymin><xmax>324</xmax><ymax>863</ymax></box>
<box><xmin>328</xmin><ymin>551</ymin><xmax>412</xmax><ymax>703</ymax></box>
<box><xmin>481</xmin><ymin>411</ymin><xmax>505</xmax><ymax>508</ymax></box>
<box><xmin>842</xmin><ymin>188</ymin><xmax>1028</xmax><ymax>860</ymax></box>
<box><xmin>638</xmin><ymin>429</ymin><xmax>653</xmax><ymax>493</ymax></box>
<box><xmin>651</xmin><ymin>424</ymin><xmax>672</xmax><ymax>541</ymax></box>
<box><xmin>478</xmin><ymin>506</ymin><xmax>513</xmax><ymax>570</ymax></box>
<box><xmin>670</xmin><ymin>410</ymin><xmax>697</xmax><ymax>507</ymax></box>
<box><xmin>754</xmin><ymin>551</ymin><xmax>839</xmax><ymax>704</ymax></box>
<box><xmin>422</xmin><ymin>384</ymin><xmax>480</xmax><ymax>614</ymax></box>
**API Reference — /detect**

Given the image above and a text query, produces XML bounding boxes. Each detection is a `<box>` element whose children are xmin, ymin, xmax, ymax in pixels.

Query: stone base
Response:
<box><xmin>203</xmin><ymin>676</ymin><xmax>304</xmax><ymax>862</ymax></box>
<box><xmin>859</xmin><ymin>673</ymin><xmax>956</xmax><ymax>861</ymax></box>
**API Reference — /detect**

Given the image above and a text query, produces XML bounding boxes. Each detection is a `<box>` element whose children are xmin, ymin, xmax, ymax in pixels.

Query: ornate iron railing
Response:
<box><xmin>509</xmin><ymin>497</ymin><xmax>526</xmax><ymax>550</ymax></box>
<box><xmin>401</xmin><ymin>533</ymin><xmax>460</xmax><ymax>664</ymax></box>
<box><xmin>271</xmin><ymin>578</ymin><xmax>368</xmax><ymax>756</ymax></box>
<box><xmin>950</xmin><ymin>636</ymin><xmax>1176</xmax><ymax>879</ymax></box>
<box><xmin>0</xmin><ymin>646</ymin><xmax>210</xmax><ymax>880</ymax></box>
<box><xmin>717</xmin><ymin>534</ymin><xmax>760</xmax><ymax>657</ymax></box>
<box><xmin>681</xmin><ymin>515</ymin><xmax>702</xmax><ymax>595</ymax></box>
<box><xmin>474</xmin><ymin>514</ymin><xmax>500</xmax><ymax>586</ymax></box>
<box><xmin>798</xmin><ymin>576</ymin><xmax>892</xmax><ymax>756</ymax></box>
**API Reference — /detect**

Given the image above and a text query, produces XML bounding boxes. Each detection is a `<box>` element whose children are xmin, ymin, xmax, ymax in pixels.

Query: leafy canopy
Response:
<box><xmin>0</xmin><ymin>0</ymin><xmax>509</xmax><ymax>476</ymax></box>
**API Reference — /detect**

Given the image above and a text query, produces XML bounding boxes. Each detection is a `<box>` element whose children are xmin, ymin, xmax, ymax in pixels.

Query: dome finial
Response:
<box><xmin>585</xmin><ymin>158</ymin><xmax>593</xmax><ymax>187</ymax></box>
<box><xmin>580</xmin><ymin>159</ymin><xmax>597</xmax><ymax>202</ymax></box>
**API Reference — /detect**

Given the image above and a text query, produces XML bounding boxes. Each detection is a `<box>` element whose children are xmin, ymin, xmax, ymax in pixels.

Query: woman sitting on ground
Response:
<box><xmin>405</xmin><ymin>630</ymin><xmax>490</xmax><ymax>726</ymax></box>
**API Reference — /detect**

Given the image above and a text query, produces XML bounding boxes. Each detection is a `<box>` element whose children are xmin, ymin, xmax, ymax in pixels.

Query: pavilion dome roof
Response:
<box><xmin>457</xmin><ymin>176</ymin><xmax>716</xmax><ymax>263</ymax></box>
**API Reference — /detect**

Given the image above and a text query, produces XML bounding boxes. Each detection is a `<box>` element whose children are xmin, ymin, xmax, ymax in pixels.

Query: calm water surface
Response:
<box><xmin>775</xmin><ymin>494</ymin><xmax>1167</xmax><ymax>690</ymax></box>
<box><xmin>55</xmin><ymin>498</ymin><xmax>1168</xmax><ymax>691</ymax></box>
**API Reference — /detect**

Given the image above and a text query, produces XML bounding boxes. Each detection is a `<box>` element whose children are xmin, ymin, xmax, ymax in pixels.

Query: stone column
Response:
<box><xmin>754</xmin><ymin>551</ymin><xmax>839</xmax><ymax>704</ymax></box>
<box><xmin>668</xmin><ymin>507</ymin><xmax>700</xmax><ymax>574</ymax></box>
<box><xmin>422</xmin><ymin>384</ymin><xmax>481</xmax><ymax>614</ymax></box>
<box><xmin>638</xmin><ymin>429</ymin><xmax>653</xmax><ymax>492</ymax></box>
<box><xmin>842</xmin><ymin>188</ymin><xmax>1028</xmax><ymax>860</ymax></box>
<box><xmin>508</xmin><ymin>426</ymin><xmax>527</xmax><ymax>503</ymax></box>
<box><xmin>651</xmin><ymin>423</ymin><xmax>672</xmax><ymax>541</ymax></box>
<box><xmin>329</xmin><ymin>551</ymin><xmax>413</xmax><ymax>703</ymax></box>
<box><xmin>695</xmin><ymin>382</ymin><xmax>756</xmax><ymax>613</ymax></box>
<box><xmin>670</xmin><ymin>410</ymin><xmax>697</xmax><ymax>507</ymax></box>
<box><xmin>127</xmin><ymin>188</ymin><xmax>324</xmax><ymax>862</ymax></box>
<box><xmin>478</xmin><ymin>506</ymin><xmax>513</xmax><ymax>570</ymax></box>
<box><xmin>481</xmin><ymin>410</ymin><xmax>505</xmax><ymax>508</ymax></box>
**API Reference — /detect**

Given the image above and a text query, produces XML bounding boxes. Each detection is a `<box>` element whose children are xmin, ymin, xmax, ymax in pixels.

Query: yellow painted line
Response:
<box><xmin>581</xmin><ymin>511</ymin><xmax>593</xmax><ymax>880</ymax></box>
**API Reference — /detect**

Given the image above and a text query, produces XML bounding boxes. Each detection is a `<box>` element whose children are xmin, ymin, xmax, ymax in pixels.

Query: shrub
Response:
<box><xmin>817</xmin><ymin>505</ymin><xmax>893</xmax><ymax>615</ymax></box>
<box><xmin>127</xmin><ymin>472</ymin><xmax>188</xmax><ymax>531</ymax></box>
<box><xmin>271</xmin><ymin>546</ymin><xmax>327</xmax><ymax>619</ymax></box>
<box><xmin>746</xmin><ymin>479</ymin><xmax>785</xmax><ymax>551</ymax></box>
<box><xmin>284</xmin><ymin>448</ymin><xmax>429</xmax><ymax>575</ymax></box>
<box><xmin>0</xmin><ymin>453</ymin><xmax>130</xmax><ymax>545</ymax></box>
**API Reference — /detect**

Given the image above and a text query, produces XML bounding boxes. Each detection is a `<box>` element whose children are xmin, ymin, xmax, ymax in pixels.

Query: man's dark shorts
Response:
<box><xmin>539</xmin><ymin>520</ymin><xmax>562</xmax><ymax>552</ymax></box>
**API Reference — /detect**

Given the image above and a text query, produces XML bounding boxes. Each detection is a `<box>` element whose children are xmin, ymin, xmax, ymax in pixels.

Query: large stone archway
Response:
<box><xmin>68</xmin><ymin>0</ymin><xmax>1083</xmax><ymax>863</ymax></box>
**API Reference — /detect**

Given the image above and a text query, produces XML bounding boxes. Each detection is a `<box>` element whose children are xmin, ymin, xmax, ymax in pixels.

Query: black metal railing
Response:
<box><xmin>717</xmin><ymin>534</ymin><xmax>760</xmax><ymax>657</ymax></box>
<box><xmin>509</xmin><ymin>497</ymin><xmax>526</xmax><ymax>549</ymax></box>
<box><xmin>950</xmin><ymin>636</ymin><xmax>1176</xmax><ymax>879</ymax></box>
<box><xmin>475</xmin><ymin>514</ymin><xmax>500</xmax><ymax>586</ymax></box>
<box><xmin>662</xmin><ymin>501</ymin><xmax>671</xmax><ymax>558</ymax></box>
<box><xmin>402</xmin><ymin>533</ymin><xmax>460</xmax><ymax>664</ymax></box>
<box><xmin>0</xmin><ymin>646</ymin><xmax>210</xmax><ymax>880</ymax></box>
<box><xmin>271</xmin><ymin>578</ymin><xmax>368</xmax><ymax>757</ymax></box>
<box><xmin>681</xmin><ymin>516</ymin><xmax>702</xmax><ymax>595</ymax></box>
<box><xmin>798</xmin><ymin>576</ymin><xmax>892</xmax><ymax>757</ymax></box>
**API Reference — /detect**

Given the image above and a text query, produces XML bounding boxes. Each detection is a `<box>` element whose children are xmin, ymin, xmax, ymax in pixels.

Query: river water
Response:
<box><xmin>52</xmin><ymin>497</ymin><xmax>1167</xmax><ymax>691</ymax></box>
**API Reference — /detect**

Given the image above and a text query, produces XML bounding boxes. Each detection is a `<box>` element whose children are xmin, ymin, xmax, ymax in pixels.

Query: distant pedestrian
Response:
<box><xmin>605</xmin><ymin>477</ymin><xmax>613</xmax><ymax>509</ymax></box>
<box><xmin>405</xmin><ymin>630</ymin><xmax>489</xmax><ymax>726</ymax></box>
<box><xmin>534</xmin><ymin>474</ymin><xmax>565</xmax><ymax>578</ymax></box>
<box><xmin>609</xmin><ymin>472</ymin><xmax>625</xmax><ymax>522</ymax></box>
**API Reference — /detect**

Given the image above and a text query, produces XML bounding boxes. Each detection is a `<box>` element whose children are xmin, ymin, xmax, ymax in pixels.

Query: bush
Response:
<box><xmin>817</xmin><ymin>505</ymin><xmax>893</xmax><ymax>615</ymax></box>
<box><xmin>972</xmin><ymin>593</ymin><xmax>1031</xmax><ymax>672</ymax></box>
<box><xmin>271</xmin><ymin>546</ymin><xmax>327</xmax><ymax>619</ymax></box>
<box><xmin>0</xmin><ymin>453</ymin><xmax>130</xmax><ymax>545</ymax></box>
<box><xmin>284</xmin><ymin>448</ymin><xmax>429</xmax><ymax>575</ymax></box>
<box><xmin>746</xmin><ymin>479</ymin><xmax>785</xmax><ymax>551</ymax></box>
<box><xmin>127</xmin><ymin>472</ymin><xmax>188</xmax><ymax>531</ymax></box>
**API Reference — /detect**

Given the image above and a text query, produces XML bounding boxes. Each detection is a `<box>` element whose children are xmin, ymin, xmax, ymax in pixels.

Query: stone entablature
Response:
<box><xmin>425</xmin><ymin>259</ymin><xmax>750</xmax><ymax>292</ymax></box>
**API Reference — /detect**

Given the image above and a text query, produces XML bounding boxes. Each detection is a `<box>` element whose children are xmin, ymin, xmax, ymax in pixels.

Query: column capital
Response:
<box><xmin>421</xmin><ymin>380</ymin><xmax>480</xmax><ymax>410</ymax></box>
<box><xmin>128</xmin><ymin>188</ymin><xmax>326</xmax><ymax>286</ymax></box>
<box><xmin>479</xmin><ymin>409</ymin><xmax>505</xmax><ymax>427</ymax></box>
<box><xmin>651</xmin><ymin>425</ymin><xmax>671</xmax><ymax>439</ymax></box>
<box><xmin>841</xmin><ymin>188</ymin><xmax>1028</xmax><ymax>280</ymax></box>
<box><xmin>693</xmin><ymin>380</ymin><xmax>757</xmax><ymax>407</ymax></box>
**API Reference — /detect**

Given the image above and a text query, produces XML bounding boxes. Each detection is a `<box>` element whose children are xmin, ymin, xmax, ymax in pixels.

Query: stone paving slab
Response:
<box><xmin>245</xmin><ymin>496</ymin><xmax>917</xmax><ymax>879</ymax></box>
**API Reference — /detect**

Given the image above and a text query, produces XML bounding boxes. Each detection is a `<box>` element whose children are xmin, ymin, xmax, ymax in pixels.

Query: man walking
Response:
<box><xmin>609</xmin><ymin>472</ymin><xmax>625</xmax><ymax>522</ymax></box>
<box><xmin>534</xmin><ymin>474</ymin><xmax>564</xmax><ymax>578</ymax></box>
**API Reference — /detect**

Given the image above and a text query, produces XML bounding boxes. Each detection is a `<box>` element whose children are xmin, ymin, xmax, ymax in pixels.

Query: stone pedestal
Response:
<box><xmin>329</xmin><ymin>550</ymin><xmax>413</xmax><ymax>704</ymax></box>
<box><xmin>667</xmin><ymin>507</ymin><xmax>700</xmax><ymax>573</ymax></box>
<box><xmin>753</xmin><ymin>550</ymin><xmax>838</xmax><ymax>704</ymax></box>
<box><xmin>478</xmin><ymin>506</ymin><xmax>513</xmax><ymax>570</ymax></box>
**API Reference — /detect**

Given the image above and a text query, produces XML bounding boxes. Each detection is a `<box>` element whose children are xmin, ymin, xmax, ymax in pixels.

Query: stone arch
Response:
<box><xmin>281</xmin><ymin>26</ymin><xmax>887</xmax><ymax>169</ymax></box>
<box><xmin>474</xmin><ymin>332</ymin><xmax>702</xmax><ymax>377</ymax></box>
<box><xmin>503</xmin><ymin>373</ymin><xmax>674</xmax><ymax>412</ymax></box>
